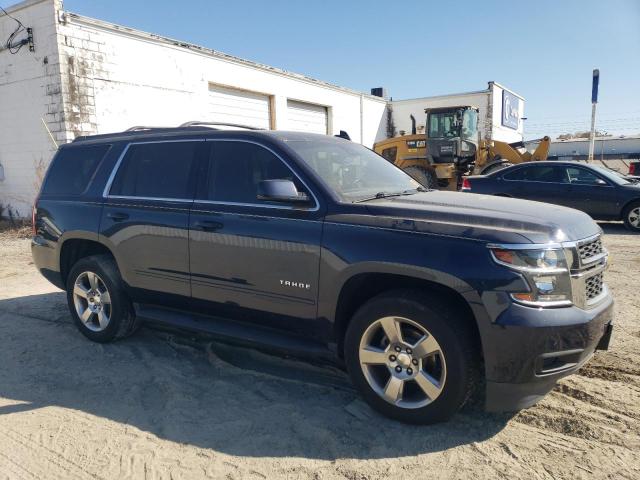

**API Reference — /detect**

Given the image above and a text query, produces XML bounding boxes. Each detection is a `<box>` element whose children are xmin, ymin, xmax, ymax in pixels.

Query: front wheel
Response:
<box><xmin>344</xmin><ymin>290</ymin><xmax>479</xmax><ymax>424</ymax></box>
<box><xmin>623</xmin><ymin>201</ymin><xmax>640</xmax><ymax>232</ymax></box>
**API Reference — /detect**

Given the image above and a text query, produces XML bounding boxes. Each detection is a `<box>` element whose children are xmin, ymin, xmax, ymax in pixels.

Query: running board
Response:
<box><xmin>134</xmin><ymin>304</ymin><xmax>335</xmax><ymax>363</ymax></box>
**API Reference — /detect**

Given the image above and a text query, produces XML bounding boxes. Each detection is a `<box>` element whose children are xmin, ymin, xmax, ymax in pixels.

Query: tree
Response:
<box><xmin>556</xmin><ymin>130</ymin><xmax>612</xmax><ymax>140</ymax></box>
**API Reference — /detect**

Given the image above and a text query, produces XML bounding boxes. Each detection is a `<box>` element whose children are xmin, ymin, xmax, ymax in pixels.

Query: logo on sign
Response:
<box><xmin>501</xmin><ymin>90</ymin><xmax>520</xmax><ymax>130</ymax></box>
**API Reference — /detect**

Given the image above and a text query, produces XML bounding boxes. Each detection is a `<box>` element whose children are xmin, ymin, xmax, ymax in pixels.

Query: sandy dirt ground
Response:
<box><xmin>0</xmin><ymin>224</ymin><xmax>638</xmax><ymax>479</ymax></box>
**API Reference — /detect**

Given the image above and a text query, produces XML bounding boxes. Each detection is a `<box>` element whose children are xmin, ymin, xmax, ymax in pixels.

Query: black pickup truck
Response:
<box><xmin>32</xmin><ymin>126</ymin><xmax>613</xmax><ymax>424</ymax></box>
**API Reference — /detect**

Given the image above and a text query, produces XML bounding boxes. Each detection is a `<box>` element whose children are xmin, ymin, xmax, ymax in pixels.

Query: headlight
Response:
<box><xmin>489</xmin><ymin>246</ymin><xmax>573</xmax><ymax>307</ymax></box>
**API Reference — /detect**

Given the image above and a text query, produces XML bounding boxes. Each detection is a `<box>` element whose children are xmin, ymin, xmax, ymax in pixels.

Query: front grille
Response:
<box><xmin>585</xmin><ymin>272</ymin><xmax>604</xmax><ymax>300</ymax></box>
<box><xmin>578</xmin><ymin>237</ymin><xmax>603</xmax><ymax>262</ymax></box>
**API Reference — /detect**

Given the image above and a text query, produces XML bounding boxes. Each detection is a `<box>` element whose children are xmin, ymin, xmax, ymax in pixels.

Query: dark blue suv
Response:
<box><xmin>31</xmin><ymin>125</ymin><xmax>614</xmax><ymax>424</ymax></box>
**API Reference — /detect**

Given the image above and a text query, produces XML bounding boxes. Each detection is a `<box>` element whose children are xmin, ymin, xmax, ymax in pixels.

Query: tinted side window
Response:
<box><xmin>110</xmin><ymin>142</ymin><xmax>199</xmax><ymax>199</ymax></box>
<box><xmin>504</xmin><ymin>166</ymin><xmax>567</xmax><ymax>183</ymax></box>
<box><xmin>381</xmin><ymin>147</ymin><xmax>397</xmax><ymax>163</ymax></box>
<box><xmin>206</xmin><ymin>142</ymin><xmax>304</xmax><ymax>204</ymax></box>
<box><xmin>567</xmin><ymin>167</ymin><xmax>604</xmax><ymax>185</ymax></box>
<box><xmin>43</xmin><ymin>144</ymin><xmax>111</xmax><ymax>195</ymax></box>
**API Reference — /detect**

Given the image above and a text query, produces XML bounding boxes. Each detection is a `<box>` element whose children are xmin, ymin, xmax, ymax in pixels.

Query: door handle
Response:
<box><xmin>194</xmin><ymin>220</ymin><xmax>223</xmax><ymax>232</ymax></box>
<box><xmin>107</xmin><ymin>212</ymin><xmax>129</xmax><ymax>222</ymax></box>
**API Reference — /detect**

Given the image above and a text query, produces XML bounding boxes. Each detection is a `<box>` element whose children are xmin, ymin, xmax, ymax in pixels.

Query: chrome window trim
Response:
<box><xmin>502</xmin><ymin>165</ymin><xmax>614</xmax><ymax>187</ymax></box>
<box><xmin>102</xmin><ymin>139</ymin><xmax>206</xmax><ymax>201</ymax></box>
<box><xmin>196</xmin><ymin>138</ymin><xmax>320</xmax><ymax>212</ymax></box>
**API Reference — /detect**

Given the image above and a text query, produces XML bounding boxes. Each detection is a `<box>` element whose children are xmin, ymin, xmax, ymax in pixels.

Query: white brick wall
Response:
<box><xmin>0</xmin><ymin>0</ymin><xmax>63</xmax><ymax>216</ymax></box>
<box><xmin>1</xmin><ymin>0</ymin><xmax>387</xmax><ymax>217</ymax></box>
<box><xmin>57</xmin><ymin>14</ymin><xmax>387</xmax><ymax>145</ymax></box>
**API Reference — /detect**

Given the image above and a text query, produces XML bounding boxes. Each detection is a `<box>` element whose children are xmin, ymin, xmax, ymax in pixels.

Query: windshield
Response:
<box><xmin>287</xmin><ymin>139</ymin><xmax>421</xmax><ymax>202</ymax></box>
<box><xmin>589</xmin><ymin>165</ymin><xmax>635</xmax><ymax>185</ymax></box>
<box><xmin>428</xmin><ymin>112</ymin><xmax>460</xmax><ymax>138</ymax></box>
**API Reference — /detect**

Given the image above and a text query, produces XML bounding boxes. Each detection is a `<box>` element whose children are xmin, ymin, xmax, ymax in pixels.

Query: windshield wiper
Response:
<box><xmin>355</xmin><ymin>187</ymin><xmax>427</xmax><ymax>203</ymax></box>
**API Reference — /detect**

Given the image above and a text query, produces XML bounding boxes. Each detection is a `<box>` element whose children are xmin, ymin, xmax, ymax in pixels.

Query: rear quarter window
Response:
<box><xmin>42</xmin><ymin>144</ymin><xmax>111</xmax><ymax>195</ymax></box>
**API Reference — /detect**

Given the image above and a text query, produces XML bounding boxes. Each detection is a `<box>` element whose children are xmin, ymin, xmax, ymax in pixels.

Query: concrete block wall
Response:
<box><xmin>1</xmin><ymin>0</ymin><xmax>387</xmax><ymax>216</ymax></box>
<box><xmin>58</xmin><ymin>13</ymin><xmax>387</xmax><ymax>145</ymax></box>
<box><xmin>0</xmin><ymin>0</ymin><xmax>63</xmax><ymax>216</ymax></box>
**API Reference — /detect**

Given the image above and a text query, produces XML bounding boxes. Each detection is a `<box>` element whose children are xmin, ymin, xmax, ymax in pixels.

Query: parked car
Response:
<box><xmin>462</xmin><ymin>161</ymin><xmax>640</xmax><ymax>232</ymax></box>
<box><xmin>32</xmin><ymin>126</ymin><xmax>613</xmax><ymax>424</ymax></box>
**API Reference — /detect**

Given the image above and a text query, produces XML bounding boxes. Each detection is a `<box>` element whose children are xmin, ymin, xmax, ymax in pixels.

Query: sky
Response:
<box><xmin>5</xmin><ymin>0</ymin><xmax>640</xmax><ymax>139</ymax></box>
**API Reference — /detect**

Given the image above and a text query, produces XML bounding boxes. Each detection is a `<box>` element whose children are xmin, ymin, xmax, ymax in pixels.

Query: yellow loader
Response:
<box><xmin>374</xmin><ymin>106</ymin><xmax>550</xmax><ymax>190</ymax></box>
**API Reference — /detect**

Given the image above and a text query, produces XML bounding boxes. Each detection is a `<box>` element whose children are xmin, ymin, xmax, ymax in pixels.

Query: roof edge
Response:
<box><xmin>1</xmin><ymin>0</ymin><xmax>49</xmax><ymax>16</ymax></box>
<box><xmin>61</xmin><ymin>11</ymin><xmax>386</xmax><ymax>103</ymax></box>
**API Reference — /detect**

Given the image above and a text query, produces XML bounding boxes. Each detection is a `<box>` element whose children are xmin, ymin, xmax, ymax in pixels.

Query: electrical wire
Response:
<box><xmin>1</xmin><ymin>5</ymin><xmax>27</xmax><ymax>54</ymax></box>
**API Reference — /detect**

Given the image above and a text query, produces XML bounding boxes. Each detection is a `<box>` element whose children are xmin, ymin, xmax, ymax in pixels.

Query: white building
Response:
<box><xmin>0</xmin><ymin>0</ymin><xmax>387</xmax><ymax>216</ymax></box>
<box><xmin>384</xmin><ymin>82</ymin><xmax>525</xmax><ymax>144</ymax></box>
<box><xmin>549</xmin><ymin>135</ymin><xmax>640</xmax><ymax>160</ymax></box>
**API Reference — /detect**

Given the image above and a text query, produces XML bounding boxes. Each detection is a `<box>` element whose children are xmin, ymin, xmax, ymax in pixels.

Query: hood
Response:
<box><xmin>359</xmin><ymin>191</ymin><xmax>601</xmax><ymax>244</ymax></box>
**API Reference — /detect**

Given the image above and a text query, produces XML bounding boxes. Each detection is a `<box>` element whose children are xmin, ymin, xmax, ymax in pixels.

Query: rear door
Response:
<box><xmin>502</xmin><ymin>165</ymin><xmax>570</xmax><ymax>204</ymax></box>
<box><xmin>188</xmin><ymin>140</ymin><xmax>324</xmax><ymax>336</ymax></box>
<box><xmin>100</xmin><ymin>139</ymin><xmax>205</xmax><ymax>306</ymax></box>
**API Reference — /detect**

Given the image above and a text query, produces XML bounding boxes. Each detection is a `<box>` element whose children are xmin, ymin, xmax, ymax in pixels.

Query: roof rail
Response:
<box><xmin>178</xmin><ymin>121</ymin><xmax>264</xmax><ymax>130</ymax></box>
<box><xmin>124</xmin><ymin>126</ymin><xmax>169</xmax><ymax>132</ymax></box>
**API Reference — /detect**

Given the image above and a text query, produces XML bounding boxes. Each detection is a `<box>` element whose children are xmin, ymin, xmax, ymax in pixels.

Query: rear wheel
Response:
<box><xmin>403</xmin><ymin>166</ymin><xmax>438</xmax><ymax>189</ymax></box>
<box><xmin>66</xmin><ymin>254</ymin><xmax>139</xmax><ymax>342</ymax></box>
<box><xmin>344</xmin><ymin>290</ymin><xmax>479</xmax><ymax>424</ymax></box>
<box><xmin>623</xmin><ymin>201</ymin><xmax>640</xmax><ymax>232</ymax></box>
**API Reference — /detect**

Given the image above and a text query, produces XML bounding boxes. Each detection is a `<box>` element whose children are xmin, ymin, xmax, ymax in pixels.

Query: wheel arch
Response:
<box><xmin>620</xmin><ymin>197</ymin><xmax>640</xmax><ymax>220</ymax></box>
<box><xmin>59</xmin><ymin>237</ymin><xmax>116</xmax><ymax>288</ymax></box>
<box><xmin>331</xmin><ymin>269</ymin><xmax>483</xmax><ymax>362</ymax></box>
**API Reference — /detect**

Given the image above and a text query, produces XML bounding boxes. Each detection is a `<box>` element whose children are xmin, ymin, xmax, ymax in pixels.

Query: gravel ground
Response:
<box><xmin>0</xmin><ymin>224</ymin><xmax>638</xmax><ymax>479</ymax></box>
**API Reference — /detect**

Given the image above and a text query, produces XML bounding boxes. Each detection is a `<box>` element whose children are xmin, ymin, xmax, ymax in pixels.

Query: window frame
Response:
<box><xmin>566</xmin><ymin>166</ymin><xmax>613</xmax><ymax>187</ymax></box>
<box><xmin>502</xmin><ymin>164</ymin><xmax>568</xmax><ymax>184</ymax></box>
<box><xmin>380</xmin><ymin>146</ymin><xmax>397</xmax><ymax>163</ymax></box>
<box><xmin>103</xmin><ymin>139</ymin><xmax>206</xmax><ymax>202</ymax></box>
<box><xmin>196</xmin><ymin>139</ymin><xmax>320</xmax><ymax>211</ymax></box>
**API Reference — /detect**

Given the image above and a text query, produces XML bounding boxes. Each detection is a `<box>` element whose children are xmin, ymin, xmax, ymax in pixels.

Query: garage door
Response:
<box><xmin>286</xmin><ymin>100</ymin><xmax>328</xmax><ymax>134</ymax></box>
<box><xmin>207</xmin><ymin>84</ymin><xmax>271</xmax><ymax>129</ymax></box>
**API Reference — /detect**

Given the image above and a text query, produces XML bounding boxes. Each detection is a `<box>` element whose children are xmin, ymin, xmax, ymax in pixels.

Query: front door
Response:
<box><xmin>562</xmin><ymin>166</ymin><xmax>619</xmax><ymax>219</ymax></box>
<box><xmin>100</xmin><ymin>139</ymin><xmax>204</xmax><ymax>307</ymax></box>
<box><xmin>188</xmin><ymin>140</ymin><xmax>324</xmax><ymax>337</ymax></box>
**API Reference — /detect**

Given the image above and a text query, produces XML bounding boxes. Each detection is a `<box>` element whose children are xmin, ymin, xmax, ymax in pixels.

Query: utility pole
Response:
<box><xmin>588</xmin><ymin>69</ymin><xmax>599</xmax><ymax>162</ymax></box>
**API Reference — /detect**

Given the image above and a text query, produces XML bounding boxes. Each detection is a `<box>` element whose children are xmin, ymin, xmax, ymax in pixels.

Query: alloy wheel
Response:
<box><xmin>73</xmin><ymin>271</ymin><xmax>112</xmax><ymax>332</ymax></box>
<box><xmin>358</xmin><ymin>316</ymin><xmax>447</xmax><ymax>409</ymax></box>
<box><xmin>629</xmin><ymin>207</ymin><xmax>640</xmax><ymax>228</ymax></box>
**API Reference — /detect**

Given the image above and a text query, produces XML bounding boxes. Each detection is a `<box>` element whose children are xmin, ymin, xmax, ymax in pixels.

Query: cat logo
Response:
<box><xmin>280</xmin><ymin>280</ymin><xmax>311</xmax><ymax>290</ymax></box>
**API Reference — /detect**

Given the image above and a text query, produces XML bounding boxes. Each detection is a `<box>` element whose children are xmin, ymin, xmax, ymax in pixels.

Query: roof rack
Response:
<box><xmin>124</xmin><ymin>126</ymin><xmax>170</xmax><ymax>132</ymax></box>
<box><xmin>178</xmin><ymin>121</ymin><xmax>264</xmax><ymax>130</ymax></box>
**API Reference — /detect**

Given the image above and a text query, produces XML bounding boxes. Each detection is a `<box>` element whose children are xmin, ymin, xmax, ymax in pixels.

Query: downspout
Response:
<box><xmin>360</xmin><ymin>93</ymin><xmax>364</xmax><ymax>144</ymax></box>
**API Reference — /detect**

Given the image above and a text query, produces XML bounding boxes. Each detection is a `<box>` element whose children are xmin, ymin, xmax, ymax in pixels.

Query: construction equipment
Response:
<box><xmin>374</xmin><ymin>106</ymin><xmax>550</xmax><ymax>190</ymax></box>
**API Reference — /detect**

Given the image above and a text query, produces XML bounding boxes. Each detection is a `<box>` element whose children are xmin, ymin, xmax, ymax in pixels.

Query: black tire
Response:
<box><xmin>622</xmin><ymin>200</ymin><xmax>640</xmax><ymax>232</ymax></box>
<box><xmin>66</xmin><ymin>254</ymin><xmax>139</xmax><ymax>342</ymax></box>
<box><xmin>403</xmin><ymin>166</ymin><xmax>438</xmax><ymax>189</ymax></box>
<box><xmin>344</xmin><ymin>289</ymin><xmax>479</xmax><ymax>424</ymax></box>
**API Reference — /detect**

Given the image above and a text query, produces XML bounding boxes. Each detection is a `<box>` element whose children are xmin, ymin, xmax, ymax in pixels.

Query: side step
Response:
<box><xmin>134</xmin><ymin>304</ymin><xmax>336</xmax><ymax>363</ymax></box>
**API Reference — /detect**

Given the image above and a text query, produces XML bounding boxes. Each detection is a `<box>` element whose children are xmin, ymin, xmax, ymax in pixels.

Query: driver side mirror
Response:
<box><xmin>257</xmin><ymin>179</ymin><xmax>310</xmax><ymax>204</ymax></box>
<box><xmin>595</xmin><ymin>178</ymin><xmax>608</xmax><ymax>186</ymax></box>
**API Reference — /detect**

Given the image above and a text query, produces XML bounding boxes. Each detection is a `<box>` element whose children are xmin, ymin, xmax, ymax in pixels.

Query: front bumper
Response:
<box><xmin>483</xmin><ymin>294</ymin><xmax>614</xmax><ymax>412</ymax></box>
